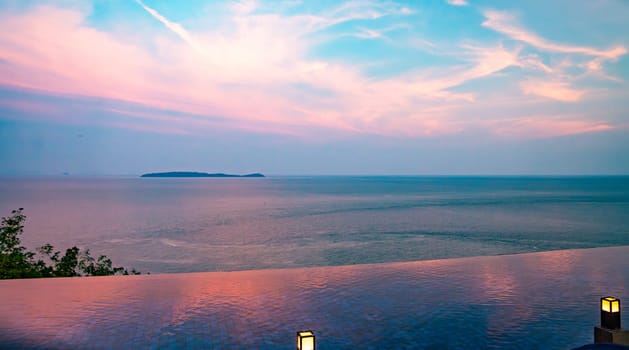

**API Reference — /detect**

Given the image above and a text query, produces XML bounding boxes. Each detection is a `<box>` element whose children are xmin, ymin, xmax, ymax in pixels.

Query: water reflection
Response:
<box><xmin>1</xmin><ymin>246</ymin><xmax>629</xmax><ymax>349</ymax></box>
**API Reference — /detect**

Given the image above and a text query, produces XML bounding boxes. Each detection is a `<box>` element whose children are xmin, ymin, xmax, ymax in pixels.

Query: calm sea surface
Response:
<box><xmin>1</xmin><ymin>176</ymin><xmax>628</xmax><ymax>273</ymax></box>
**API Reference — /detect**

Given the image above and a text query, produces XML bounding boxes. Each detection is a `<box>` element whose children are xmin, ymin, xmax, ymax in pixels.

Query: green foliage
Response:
<box><xmin>0</xmin><ymin>208</ymin><xmax>25</xmax><ymax>254</ymax></box>
<box><xmin>0</xmin><ymin>208</ymin><xmax>140</xmax><ymax>279</ymax></box>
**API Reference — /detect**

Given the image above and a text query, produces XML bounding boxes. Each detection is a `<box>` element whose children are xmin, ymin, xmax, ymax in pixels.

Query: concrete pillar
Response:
<box><xmin>594</xmin><ymin>326</ymin><xmax>629</xmax><ymax>345</ymax></box>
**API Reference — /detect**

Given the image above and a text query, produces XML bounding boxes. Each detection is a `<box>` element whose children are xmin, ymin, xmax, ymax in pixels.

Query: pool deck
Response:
<box><xmin>1</xmin><ymin>246</ymin><xmax>628</xmax><ymax>349</ymax></box>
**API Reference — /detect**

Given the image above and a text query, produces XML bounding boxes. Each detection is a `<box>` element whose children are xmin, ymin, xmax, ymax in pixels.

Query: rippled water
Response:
<box><xmin>1</xmin><ymin>246</ymin><xmax>628</xmax><ymax>349</ymax></box>
<box><xmin>1</xmin><ymin>176</ymin><xmax>629</xmax><ymax>273</ymax></box>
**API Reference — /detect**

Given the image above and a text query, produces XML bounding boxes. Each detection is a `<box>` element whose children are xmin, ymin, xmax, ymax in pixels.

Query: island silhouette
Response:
<box><xmin>140</xmin><ymin>172</ymin><xmax>265</xmax><ymax>178</ymax></box>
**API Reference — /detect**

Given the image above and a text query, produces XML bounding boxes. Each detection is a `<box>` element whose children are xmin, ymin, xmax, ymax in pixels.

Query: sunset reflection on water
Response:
<box><xmin>1</xmin><ymin>246</ymin><xmax>628</xmax><ymax>349</ymax></box>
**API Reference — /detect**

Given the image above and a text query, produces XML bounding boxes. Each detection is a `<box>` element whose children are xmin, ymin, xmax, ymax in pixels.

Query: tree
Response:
<box><xmin>0</xmin><ymin>208</ymin><xmax>140</xmax><ymax>279</ymax></box>
<box><xmin>0</xmin><ymin>208</ymin><xmax>43</xmax><ymax>278</ymax></box>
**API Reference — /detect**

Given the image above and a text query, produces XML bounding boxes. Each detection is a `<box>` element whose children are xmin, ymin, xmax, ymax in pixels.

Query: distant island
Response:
<box><xmin>141</xmin><ymin>172</ymin><xmax>265</xmax><ymax>178</ymax></box>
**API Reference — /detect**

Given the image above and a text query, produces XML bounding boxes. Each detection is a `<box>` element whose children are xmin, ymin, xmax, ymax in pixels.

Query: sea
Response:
<box><xmin>1</xmin><ymin>176</ymin><xmax>628</xmax><ymax>274</ymax></box>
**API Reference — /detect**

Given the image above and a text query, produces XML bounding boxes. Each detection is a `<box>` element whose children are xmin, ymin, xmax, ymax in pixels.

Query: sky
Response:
<box><xmin>0</xmin><ymin>0</ymin><xmax>628</xmax><ymax>175</ymax></box>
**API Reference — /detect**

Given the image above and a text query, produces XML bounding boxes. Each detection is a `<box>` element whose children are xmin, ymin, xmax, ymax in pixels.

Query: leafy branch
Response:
<box><xmin>1</xmin><ymin>208</ymin><xmax>140</xmax><ymax>279</ymax></box>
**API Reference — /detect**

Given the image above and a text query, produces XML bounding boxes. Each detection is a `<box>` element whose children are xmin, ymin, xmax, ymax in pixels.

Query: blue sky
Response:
<box><xmin>0</xmin><ymin>0</ymin><xmax>628</xmax><ymax>175</ymax></box>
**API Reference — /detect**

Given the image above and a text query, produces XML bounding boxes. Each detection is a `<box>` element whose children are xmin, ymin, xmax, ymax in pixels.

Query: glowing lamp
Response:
<box><xmin>296</xmin><ymin>330</ymin><xmax>315</xmax><ymax>350</ymax></box>
<box><xmin>601</xmin><ymin>296</ymin><xmax>621</xmax><ymax>330</ymax></box>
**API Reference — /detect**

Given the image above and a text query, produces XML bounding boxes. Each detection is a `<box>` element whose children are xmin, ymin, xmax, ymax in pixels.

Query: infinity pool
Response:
<box><xmin>1</xmin><ymin>246</ymin><xmax>628</xmax><ymax>349</ymax></box>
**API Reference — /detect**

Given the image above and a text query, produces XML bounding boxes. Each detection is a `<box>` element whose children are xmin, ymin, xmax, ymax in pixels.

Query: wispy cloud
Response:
<box><xmin>0</xmin><ymin>1</ymin><xmax>625</xmax><ymax>140</ymax></box>
<box><xmin>579</xmin><ymin>58</ymin><xmax>624</xmax><ymax>82</ymax></box>
<box><xmin>135</xmin><ymin>0</ymin><xmax>204</xmax><ymax>53</ymax></box>
<box><xmin>481</xmin><ymin>9</ymin><xmax>628</xmax><ymax>104</ymax></box>
<box><xmin>229</xmin><ymin>0</ymin><xmax>258</xmax><ymax>15</ymax></box>
<box><xmin>352</xmin><ymin>23</ymin><xmax>409</xmax><ymax>40</ymax></box>
<box><xmin>489</xmin><ymin>115</ymin><xmax>611</xmax><ymax>138</ymax></box>
<box><xmin>0</xmin><ymin>3</ymin><xmax>504</xmax><ymax>137</ymax></box>
<box><xmin>520</xmin><ymin>80</ymin><xmax>585</xmax><ymax>102</ymax></box>
<box><xmin>446</xmin><ymin>0</ymin><xmax>468</xmax><ymax>6</ymax></box>
<box><xmin>355</xmin><ymin>26</ymin><xmax>388</xmax><ymax>39</ymax></box>
<box><xmin>482</xmin><ymin>10</ymin><xmax>627</xmax><ymax>60</ymax></box>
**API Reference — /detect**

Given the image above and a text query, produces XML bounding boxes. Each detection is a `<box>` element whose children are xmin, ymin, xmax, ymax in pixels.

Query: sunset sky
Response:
<box><xmin>1</xmin><ymin>0</ymin><xmax>628</xmax><ymax>175</ymax></box>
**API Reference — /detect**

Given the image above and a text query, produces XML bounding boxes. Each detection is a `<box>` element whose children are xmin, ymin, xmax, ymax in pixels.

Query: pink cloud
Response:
<box><xmin>0</xmin><ymin>6</ymin><xmax>161</xmax><ymax>102</ymax></box>
<box><xmin>520</xmin><ymin>80</ymin><xmax>585</xmax><ymax>102</ymax></box>
<box><xmin>0</xmin><ymin>4</ymin><xmax>503</xmax><ymax>137</ymax></box>
<box><xmin>0</xmin><ymin>3</ymin><xmax>620</xmax><ymax>140</ymax></box>
<box><xmin>489</xmin><ymin>115</ymin><xmax>611</xmax><ymax>138</ymax></box>
<box><xmin>446</xmin><ymin>0</ymin><xmax>468</xmax><ymax>6</ymax></box>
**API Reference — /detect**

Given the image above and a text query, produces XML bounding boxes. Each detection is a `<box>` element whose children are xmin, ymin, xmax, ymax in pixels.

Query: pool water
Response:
<box><xmin>1</xmin><ymin>246</ymin><xmax>628</xmax><ymax>349</ymax></box>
